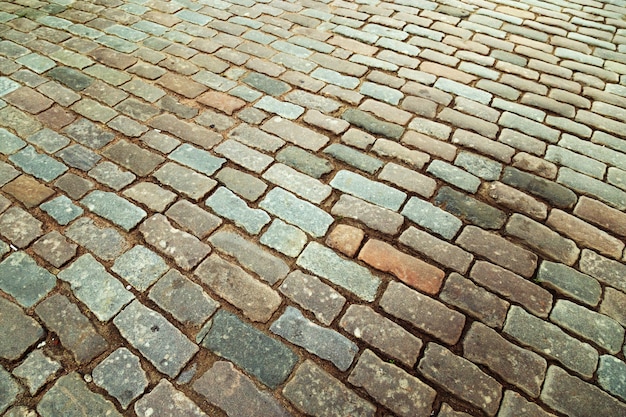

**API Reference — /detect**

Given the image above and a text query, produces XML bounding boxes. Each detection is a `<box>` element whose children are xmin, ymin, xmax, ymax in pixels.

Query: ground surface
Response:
<box><xmin>1</xmin><ymin>0</ymin><xmax>626</xmax><ymax>416</ymax></box>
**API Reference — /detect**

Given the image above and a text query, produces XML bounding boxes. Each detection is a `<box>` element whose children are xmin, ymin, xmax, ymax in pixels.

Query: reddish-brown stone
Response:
<box><xmin>197</xmin><ymin>91</ymin><xmax>246</xmax><ymax>115</ymax></box>
<box><xmin>325</xmin><ymin>224</ymin><xmax>364</xmax><ymax>258</ymax></box>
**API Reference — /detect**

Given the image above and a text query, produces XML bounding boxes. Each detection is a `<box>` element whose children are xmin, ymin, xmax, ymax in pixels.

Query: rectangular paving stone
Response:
<box><xmin>260</xmin><ymin>219</ymin><xmax>307</xmax><ymax>257</ymax></box>
<box><xmin>214</xmin><ymin>139</ymin><xmax>274</xmax><ymax>173</ymax></box>
<box><xmin>427</xmin><ymin>160</ymin><xmax>482</xmax><ymax>193</ymax></box>
<box><xmin>206</xmin><ymin>187</ymin><xmax>270</xmax><ymax>235</ymax></box>
<box><xmin>464</xmin><ymin>321</ymin><xmax>547</xmax><ymax>397</ymax></box>
<box><xmin>261</xmin><ymin>116</ymin><xmax>329</xmax><ymax>151</ymax></box>
<box><xmin>279</xmin><ymin>270</ymin><xmax>346</xmax><ymax>326</ymax></box>
<box><xmin>341</xmin><ymin>108</ymin><xmax>405</xmax><ymax>140</ymax></box>
<box><xmin>0</xmin><ymin>297</ymin><xmax>44</xmax><ymax>361</ymax></box>
<box><xmin>112</xmin><ymin>245</ymin><xmax>168</xmax><ymax>292</ymax></box>
<box><xmin>0</xmin><ymin>251</ymin><xmax>55</xmax><ymax>308</ymax></box>
<box><xmin>59</xmin><ymin>254</ymin><xmax>134</xmax><ymax>322</ymax></box>
<box><xmin>340</xmin><ymin>304</ymin><xmax>422</xmax><ymax>367</ymax></box>
<box><xmin>331</xmin><ymin>170</ymin><xmax>406</xmax><ymax>211</ymax></box>
<box><xmin>297</xmin><ymin>242</ymin><xmax>381</xmax><ymax>302</ymax></box>
<box><xmin>102</xmin><ymin>139</ymin><xmax>165</xmax><ymax>177</ymax></box>
<box><xmin>541</xmin><ymin>366</ymin><xmax>626</xmax><ymax>417</ymax></box>
<box><xmin>558</xmin><ymin>167</ymin><xmax>626</xmax><ymax>210</ymax></box>
<box><xmin>154</xmin><ymin>162</ymin><xmax>217</xmax><ymax>201</ymax></box>
<box><xmin>502</xmin><ymin>167</ymin><xmax>577</xmax><ymax>209</ymax></box>
<box><xmin>440</xmin><ymin>273</ymin><xmax>509</xmax><ymax>329</ymax></box>
<box><xmin>457</xmin><ymin>226</ymin><xmax>538</xmax><ymax>277</ymax></box>
<box><xmin>81</xmin><ymin>190</ymin><xmax>146</xmax><ymax>231</ymax></box>
<box><xmin>9</xmin><ymin>146</ymin><xmax>67</xmax><ymax>182</ymax></box>
<box><xmin>402</xmin><ymin>196</ymin><xmax>463</xmax><ymax>240</ymax></box>
<box><xmin>537</xmin><ymin>260</ymin><xmax>601</xmax><ymax>307</ymax></box>
<box><xmin>332</xmin><ymin>194</ymin><xmax>404</xmax><ymax>235</ymax></box>
<box><xmin>275</xmin><ymin>145</ymin><xmax>333</xmax><ymax>179</ymax></box>
<box><xmin>35</xmin><ymin>294</ymin><xmax>108</xmax><ymax>364</ymax></box>
<box><xmin>550</xmin><ymin>299</ymin><xmax>624</xmax><ymax>354</ymax></box>
<box><xmin>139</xmin><ymin>214</ymin><xmax>211</xmax><ymax>271</ymax></box>
<box><xmin>399</xmin><ymin>226</ymin><xmax>473</xmax><ymax>274</ymax></box>
<box><xmin>505</xmin><ymin>213</ymin><xmax>580</xmax><ymax>266</ymax></box>
<box><xmin>65</xmin><ymin>217</ymin><xmax>128</xmax><ymax>261</ymax></box>
<box><xmin>271</xmin><ymin>306</ymin><xmax>357</xmax><ymax>371</ymax></box>
<box><xmin>193</xmin><ymin>361</ymin><xmax>290</xmax><ymax>417</ymax></box>
<box><xmin>134</xmin><ymin>379</ymin><xmax>206</xmax><ymax>417</ymax></box>
<box><xmin>260</xmin><ymin>187</ymin><xmax>334</xmax><ymax>237</ymax></box>
<box><xmin>324</xmin><ymin>143</ymin><xmax>384</xmax><ymax>174</ymax></box>
<box><xmin>503</xmin><ymin>306</ymin><xmax>598</xmax><ymax>378</ymax></box>
<box><xmin>381</xmin><ymin>281</ymin><xmax>466</xmax><ymax>345</ymax></box>
<box><xmin>0</xmin><ymin>206</ymin><xmax>43</xmax><ymax>248</ymax></box>
<box><xmin>195</xmin><ymin>254</ymin><xmax>281</xmax><ymax>323</ymax></box>
<box><xmin>114</xmin><ymin>300</ymin><xmax>198</xmax><ymax>378</ymax></box>
<box><xmin>262</xmin><ymin>163</ymin><xmax>331</xmax><ymax>204</ymax></box>
<box><xmin>37</xmin><ymin>373</ymin><xmax>122</xmax><ymax>417</ymax></box>
<box><xmin>580</xmin><ymin>249</ymin><xmax>626</xmax><ymax>293</ymax></box>
<box><xmin>351</xmin><ymin>349</ymin><xmax>436</xmax><ymax>417</ymax></box>
<box><xmin>169</xmin><ymin>143</ymin><xmax>226</xmax><ymax>176</ymax></box>
<box><xmin>435</xmin><ymin>186</ymin><xmax>507</xmax><ymax>230</ymax></box>
<box><xmin>283</xmin><ymin>360</ymin><xmax>375</xmax><ymax>417</ymax></box>
<box><xmin>215</xmin><ymin>167</ymin><xmax>268</xmax><ymax>202</ymax></box>
<box><xmin>418</xmin><ymin>343</ymin><xmax>502</xmax><ymax>416</ymax></box>
<box><xmin>201</xmin><ymin>310</ymin><xmax>298</xmax><ymax>389</ymax></box>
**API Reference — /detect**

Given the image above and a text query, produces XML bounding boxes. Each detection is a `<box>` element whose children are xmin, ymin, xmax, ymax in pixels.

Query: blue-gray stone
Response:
<box><xmin>598</xmin><ymin>355</ymin><xmax>626</xmax><ymax>402</ymax></box>
<box><xmin>112</xmin><ymin>245</ymin><xmax>168</xmax><ymax>291</ymax></box>
<box><xmin>65</xmin><ymin>217</ymin><xmax>128</xmax><ymax>261</ymax></box>
<box><xmin>261</xmin><ymin>219</ymin><xmax>308</xmax><ymax>257</ymax></box>
<box><xmin>10</xmin><ymin>146</ymin><xmax>68</xmax><ymax>182</ymax></box>
<box><xmin>330</xmin><ymin>170</ymin><xmax>407</xmax><ymax>211</ymax></box>
<box><xmin>27</xmin><ymin>128</ymin><xmax>69</xmax><ymax>153</ymax></box>
<box><xmin>81</xmin><ymin>191</ymin><xmax>147</xmax><ymax>231</ymax></box>
<box><xmin>297</xmin><ymin>242</ymin><xmax>382</xmax><ymax>302</ymax></box>
<box><xmin>0</xmin><ymin>297</ymin><xmax>44</xmax><ymax>361</ymax></box>
<box><xmin>206</xmin><ymin>187</ymin><xmax>270</xmax><ymax>235</ymax></box>
<box><xmin>271</xmin><ymin>306</ymin><xmax>357</xmax><ymax>371</ymax></box>
<box><xmin>0</xmin><ymin>366</ymin><xmax>21</xmax><ymax>414</ymax></box>
<box><xmin>427</xmin><ymin>160</ymin><xmax>482</xmax><ymax>193</ymax></box>
<box><xmin>455</xmin><ymin>151</ymin><xmax>502</xmax><ymax>181</ymax></box>
<box><xmin>201</xmin><ymin>310</ymin><xmax>298</xmax><ymax>389</ymax></box>
<box><xmin>40</xmin><ymin>196</ymin><xmax>83</xmax><ymax>226</ymax></box>
<box><xmin>169</xmin><ymin>143</ymin><xmax>226</xmax><ymax>176</ymax></box>
<box><xmin>58</xmin><ymin>254</ymin><xmax>134</xmax><ymax>322</ymax></box>
<box><xmin>0</xmin><ymin>252</ymin><xmax>56</xmax><ymax>308</ymax></box>
<box><xmin>93</xmin><ymin>348</ymin><xmax>148</xmax><ymax>410</ymax></box>
<box><xmin>360</xmin><ymin>82</ymin><xmax>403</xmax><ymax>105</ymax></box>
<box><xmin>254</xmin><ymin>96</ymin><xmax>304</xmax><ymax>120</ymax></box>
<box><xmin>260</xmin><ymin>187</ymin><xmax>334</xmax><ymax>237</ymax></box>
<box><xmin>402</xmin><ymin>197</ymin><xmax>463</xmax><ymax>240</ymax></box>
<box><xmin>537</xmin><ymin>261</ymin><xmax>601</xmax><ymax>307</ymax></box>
<box><xmin>113</xmin><ymin>300</ymin><xmax>198</xmax><ymax>378</ymax></box>
<box><xmin>324</xmin><ymin>144</ymin><xmax>384</xmax><ymax>174</ymax></box>
<box><xmin>12</xmin><ymin>350</ymin><xmax>61</xmax><ymax>395</ymax></box>
<box><xmin>0</xmin><ymin>128</ymin><xmax>25</xmax><ymax>155</ymax></box>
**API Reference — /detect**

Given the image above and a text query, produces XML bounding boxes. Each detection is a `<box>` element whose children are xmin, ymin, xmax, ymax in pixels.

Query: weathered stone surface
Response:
<box><xmin>0</xmin><ymin>252</ymin><xmax>56</xmax><ymax>308</ymax></box>
<box><xmin>0</xmin><ymin>366</ymin><xmax>21</xmax><ymax>415</ymax></box>
<box><xmin>399</xmin><ymin>226</ymin><xmax>474</xmax><ymax>274</ymax></box>
<box><xmin>201</xmin><ymin>310</ymin><xmax>298</xmax><ymax>389</ymax></box>
<box><xmin>112</xmin><ymin>245</ymin><xmax>168</xmax><ymax>291</ymax></box>
<box><xmin>598</xmin><ymin>355</ymin><xmax>626</xmax><ymax>402</ymax></box>
<box><xmin>38</xmin><ymin>373</ymin><xmax>121</xmax><ymax>417</ymax></box>
<box><xmin>0</xmin><ymin>297</ymin><xmax>43</xmax><ymax>360</ymax></box>
<box><xmin>418</xmin><ymin>343</ymin><xmax>502</xmax><ymax>416</ymax></box>
<box><xmin>139</xmin><ymin>214</ymin><xmax>211</xmax><ymax>271</ymax></box>
<box><xmin>331</xmin><ymin>170</ymin><xmax>407</xmax><ymax>211</ymax></box>
<box><xmin>81</xmin><ymin>191</ymin><xmax>146</xmax><ymax>231</ymax></box>
<box><xmin>194</xmin><ymin>361</ymin><xmax>290</xmax><ymax>417</ymax></box>
<box><xmin>600</xmin><ymin>287</ymin><xmax>626</xmax><ymax>327</ymax></box>
<box><xmin>93</xmin><ymin>348</ymin><xmax>148</xmax><ymax>409</ymax></box>
<box><xmin>537</xmin><ymin>261</ymin><xmax>601</xmax><ymax>307</ymax></box>
<box><xmin>283</xmin><ymin>360</ymin><xmax>376</xmax><ymax>417</ymax></box>
<box><xmin>331</xmin><ymin>194</ymin><xmax>404</xmax><ymax>235</ymax></box>
<box><xmin>497</xmin><ymin>390</ymin><xmax>557</xmax><ymax>417</ymax></box>
<box><xmin>381</xmin><ymin>281</ymin><xmax>465</xmax><ymax>345</ymax></box>
<box><xmin>579</xmin><ymin>249</ymin><xmax>626</xmax><ymax>293</ymax></box>
<box><xmin>165</xmin><ymin>200</ymin><xmax>222</xmax><ymax>239</ymax></box>
<box><xmin>206</xmin><ymin>187</ymin><xmax>270</xmax><ymax>235</ymax></box>
<box><xmin>154</xmin><ymin>162</ymin><xmax>217</xmax><ymax>201</ymax></box>
<box><xmin>195</xmin><ymin>254</ymin><xmax>281</xmax><ymax>323</ymax></box>
<box><xmin>340</xmin><ymin>304</ymin><xmax>422</xmax><ymax>367</ymax></box>
<box><xmin>349</xmin><ymin>349</ymin><xmax>436</xmax><ymax>417</ymax></box>
<box><xmin>261</xmin><ymin>219</ymin><xmax>308</xmax><ymax>257</ymax></box>
<box><xmin>66</xmin><ymin>217</ymin><xmax>128</xmax><ymax>261</ymax></box>
<box><xmin>0</xmin><ymin>207</ymin><xmax>43</xmax><ymax>248</ymax></box>
<box><xmin>103</xmin><ymin>139</ymin><xmax>164</xmax><ymax>176</ymax></box>
<box><xmin>12</xmin><ymin>349</ymin><xmax>60</xmax><ymax>395</ymax></box>
<box><xmin>541</xmin><ymin>366</ymin><xmax>626</xmax><ymax>417</ymax></box>
<box><xmin>434</xmin><ymin>186</ymin><xmax>507</xmax><ymax>229</ymax></box>
<box><xmin>114</xmin><ymin>300</ymin><xmax>198</xmax><ymax>378</ymax></box>
<box><xmin>35</xmin><ymin>294</ymin><xmax>108</xmax><ymax>364</ymax></box>
<box><xmin>135</xmin><ymin>380</ymin><xmax>207</xmax><ymax>417</ymax></box>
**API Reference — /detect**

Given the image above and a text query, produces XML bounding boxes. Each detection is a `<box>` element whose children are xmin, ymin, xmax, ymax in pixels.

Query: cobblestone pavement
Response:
<box><xmin>1</xmin><ymin>0</ymin><xmax>626</xmax><ymax>416</ymax></box>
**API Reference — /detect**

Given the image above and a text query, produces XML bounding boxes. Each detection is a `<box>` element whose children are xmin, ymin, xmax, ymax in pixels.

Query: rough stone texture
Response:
<box><xmin>331</xmin><ymin>194</ymin><xmax>404</xmax><ymax>235</ymax></box>
<box><xmin>113</xmin><ymin>300</ymin><xmax>198</xmax><ymax>378</ymax></box>
<box><xmin>0</xmin><ymin>366</ymin><xmax>21</xmax><ymax>415</ymax></box>
<box><xmin>0</xmin><ymin>297</ymin><xmax>44</xmax><ymax>360</ymax></box>
<box><xmin>283</xmin><ymin>360</ymin><xmax>376</xmax><ymax>417</ymax></box>
<box><xmin>537</xmin><ymin>261</ymin><xmax>601</xmax><ymax>307</ymax></box>
<box><xmin>201</xmin><ymin>310</ymin><xmax>298</xmax><ymax>389</ymax></box>
<box><xmin>12</xmin><ymin>350</ymin><xmax>60</xmax><ymax>395</ymax></box>
<box><xmin>498</xmin><ymin>390</ymin><xmax>557</xmax><ymax>417</ymax></box>
<box><xmin>0</xmin><ymin>252</ymin><xmax>56</xmax><ymax>308</ymax></box>
<box><xmin>0</xmin><ymin>207</ymin><xmax>43</xmax><ymax>248</ymax></box>
<box><xmin>135</xmin><ymin>380</ymin><xmax>207</xmax><ymax>417</ymax></box>
<box><xmin>193</xmin><ymin>361</ymin><xmax>290</xmax><ymax>417</ymax></box>
<box><xmin>418</xmin><ymin>343</ymin><xmax>502</xmax><ymax>416</ymax></box>
<box><xmin>93</xmin><ymin>348</ymin><xmax>148</xmax><ymax>409</ymax></box>
<box><xmin>65</xmin><ymin>217</ymin><xmax>128</xmax><ymax>261</ymax></box>
<box><xmin>349</xmin><ymin>349</ymin><xmax>437</xmax><ymax>417</ymax></box>
<box><xmin>81</xmin><ymin>190</ymin><xmax>146</xmax><ymax>231</ymax></box>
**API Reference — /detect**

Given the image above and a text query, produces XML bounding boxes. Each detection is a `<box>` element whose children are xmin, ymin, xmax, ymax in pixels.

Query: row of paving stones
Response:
<box><xmin>1</xmin><ymin>0</ymin><xmax>626</xmax><ymax>416</ymax></box>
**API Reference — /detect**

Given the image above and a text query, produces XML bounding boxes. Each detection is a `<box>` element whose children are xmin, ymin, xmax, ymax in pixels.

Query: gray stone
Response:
<box><xmin>580</xmin><ymin>249</ymin><xmax>626</xmax><ymax>293</ymax></box>
<box><xmin>88</xmin><ymin>161</ymin><xmax>136</xmax><ymax>191</ymax></box>
<box><xmin>209</xmin><ymin>230</ymin><xmax>289</xmax><ymax>285</ymax></box>
<box><xmin>193</xmin><ymin>361</ymin><xmax>290</xmax><ymax>417</ymax></box>
<box><xmin>165</xmin><ymin>200</ymin><xmax>222</xmax><ymax>239</ymax></box>
<box><xmin>330</xmin><ymin>170</ymin><xmax>407</xmax><ymax>211</ymax></box>
<box><xmin>0</xmin><ymin>206</ymin><xmax>43</xmax><ymax>248</ymax></box>
<box><xmin>215</xmin><ymin>139</ymin><xmax>274</xmax><ymax>173</ymax></box>
<box><xmin>40</xmin><ymin>195</ymin><xmax>83</xmax><ymax>225</ymax></box>
<box><xmin>284</xmin><ymin>360</ymin><xmax>375</xmax><ymax>417</ymax></box>
<box><xmin>93</xmin><ymin>348</ymin><xmax>147</xmax><ymax>409</ymax></box>
<box><xmin>102</xmin><ymin>139</ymin><xmax>164</xmax><ymax>176</ymax></box>
<box><xmin>360</xmin><ymin>81</ymin><xmax>404</xmax><ymax>105</ymax></box>
<box><xmin>261</xmin><ymin>116</ymin><xmax>329</xmax><ymax>151</ymax></box>
<box><xmin>35</xmin><ymin>294</ymin><xmax>108</xmax><ymax>364</ymax></box>
<box><xmin>0</xmin><ymin>161</ymin><xmax>19</xmax><ymax>186</ymax></box>
<box><xmin>261</xmin><ymin>219</ymin><xmax>308</xmax><ymax>257</ymax></box>
<box><xmin>402</xmin><ymin>197</ymin><xmax>463</xmax><ymax>240</ymax></box>
<box><xmin>12</xmin><ymin>350</ymin><xmax>61</xmax><ymax>395</ymax></box>
<box><xmin>9</xmin><ymin>146</ymin><xmax>68</xmax><ymax>182</ymax></box>
<box><xmin>262</xmin><ymin>163</ymin><xmax>332</xmax><ymax>204</ymax></box>
<box><xmin>324</xmin><ymin>144</ymin><xmax>384</xmax><ymax>174</ymax></box>
<box><xmin>216</xmin><ymin>166</ymin><xmax>268</xmax><ymax>202</ymax></box>
<box><xmin>537</xmin><ymin>261</ymin><xmax>601</xmax><ymax>307</ymax></box>
<box><xmin>0</xmin><ymin>366</ymin><xmax>21</xmax><ymax>415</ymax></box>
<box><xmin>427</xmin><ymin>160</ymin><xmax>482</xmax><ymax>193</ymax></box>
<box><xmin>206</xmin><ymin>187</ymin><xmax>270</xmax><ymax>235</ymax></box>
<box><xmin>297</xmin><ymin>242</ymin><xmax>382</xmax><ymax>302</ymax></box>
<box><xmin>243</xmin><ymin>72</ymin><xmax>290</xmax><ymax>96</ymax></box>
<box><xmin>502</xmin><ymin>167</ymin><xmax>577</xmax><ymax>209</ymax></box>
<box><xmin>504</xmin><ymin>306</ymin><xmax>598</xmax><ymax>378</ymax></box>
<box><xmin>37</xmin><ymin>373</ymin><xmax>122</xmax><ymax>417</ymax></box>
<box><xmin>149</xmin><ymin>269</ymin><xmax>219</xmax><ymax>327</ymax></box>
<box><xmin>341</xmin><ymin>108</ymin><xmax>405</xmax><ymax>140</ymax></box>
<box><xmin>112</xmin><ymin>245</ymin><xmax>168</xmax><ymax>291</ymax></box>
<box><xmin>455</xmin><ymin>151</ymin><xmax>502</xmax><ymax>180</ymax></box>
<box><xmin>0</xmin><ymin>297</ymin><xmax>43</xmax><ymax>360</ymax></box>
<box><xmin>558</xmin><ymin>167</ymin><xmax>626</xmax><ymax>210</ymax></box>
<box><xmin>0</xmin><ymin>252</ymin><xmax>56</xmax><ymax>308</ymax></box>
<box><xmin>349</xmin><ymin>349</ymin><xmax>436</xmax><ymax>417</ymax></box>
<box><xmin>59</xmin><ymin>254</ymin><xmax>134</xmax><ymax>322</ymax></box>
<box><xmin>276</xmin><ymin>146</ymin><xmax>334</xmax><ymax>179</ymax></box>
<box><xmin>114</xmin><ymin>300</ymin><xmax>199</xmax><ymax>378</ymax></box>
<box><xmin>139</xmin><ymin>214</ymin><xmax>211</xmax><ymax>271</ymax></box>
<box><xmin>65</xmin><ymin>217</ymin><xmax>128</xmax><ymax>261</ymax></box>
<box><xmin>201</xmin><ymin>310</ymin><xmax>298</xmax><ymax>389</ymax></box>
<box><xmin>123</xmin><ymin>182</ymin><xmax>176</xmax><ymax>212</ymax></box>
<box><xmin>154</xmin><ymin>162</ymin><xmax>217</xmax><ymax>201</ymax></box>
<box><xmin>228</xmin><ymin>123</ymin><xmax>285</xmax><ymax>152</ymax></box>
<box><xmin>56</xmin><ymin>144</ymin><xmax>101</xmax><ymax>171</ymax></box>
<box><xmin>81</xmin><ymin>190</ymin><xmax>147</xmax><ymax>231</ymax></box>
<box><xmin>135</xmin><ymin>380</ymin><xmax>207</xmax><ymax>417</ymax></box>
<box><xmin>435</xmin><ymin>186</ymin><xmax>507</xmax><ymax>230</ymax></box>
<box><xmin>255</xmin><ymin>96</ymin><xmax>304</xmax><ymax>120</ymax></box>
<box><xmin>271</xmin><ymin>306</ymin><xmax>358</xmax><ymax>371</ymax></box>
<box><xmin>332</xmin><ymin>194</ymin><xmax>404</xmax><ymax>235</ymax></box>
<box><xmin>195</xmin><ymin>254</ymin><xmax>281</xmax><ymax>323</ymax></box>
<box><xmin>497</xmin><ymin>390</ymin><xmax>557</xmax><ymax>417</ymax></box>
<box><xmin>0</xmin><ymin>128</ymin><xmax>25</xmax><ymax>155</ymax></box>
<box><xmin>598</xmin><ymin>355</ymin><xmax>626</xmax><ymax>402</ymax></box>
<box><xmin>260</xmin><ymin>187</ymin><xmax>334</xmax><ymax>237</ymax></box>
